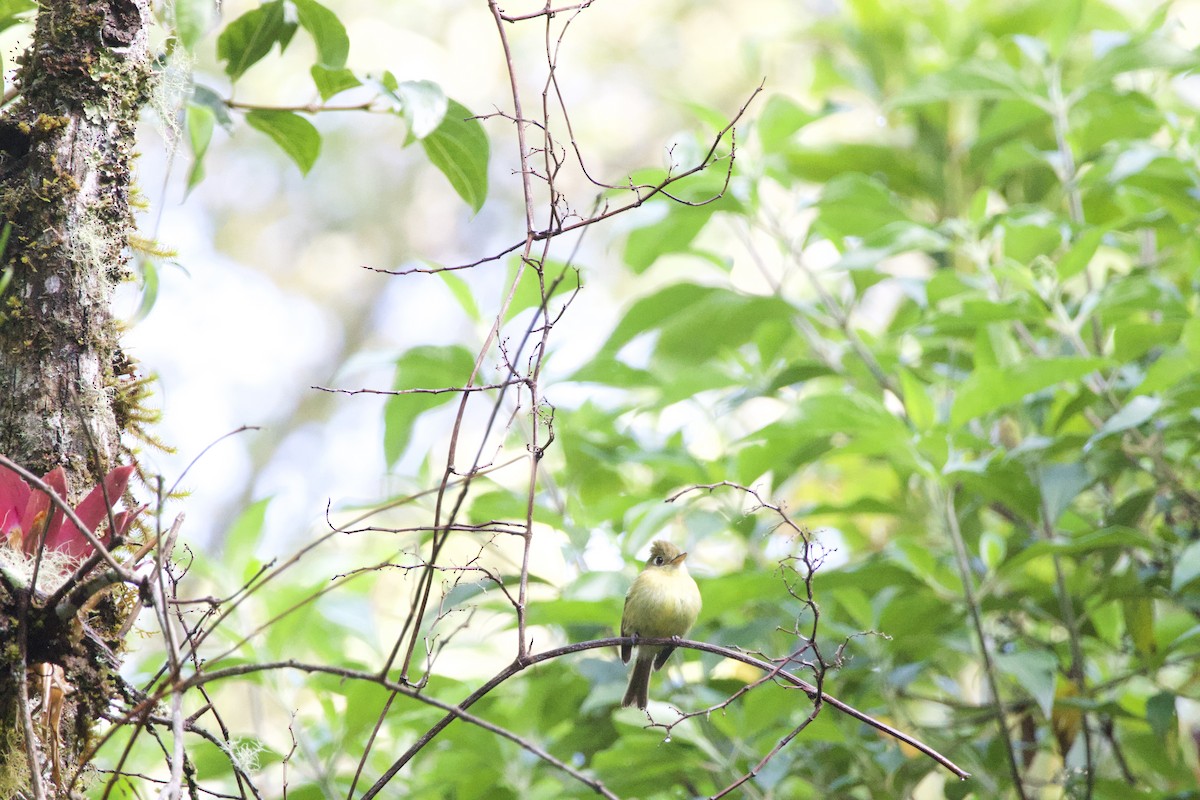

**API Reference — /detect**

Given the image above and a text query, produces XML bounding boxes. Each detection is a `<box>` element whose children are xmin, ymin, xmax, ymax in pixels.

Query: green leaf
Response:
<box><xmin>383</xmin><ymin>345</ymin><xmax>476</xmax><ymax>465</ymax></box>
<box><xmin>950</xmin><ymin>357</ymin><xmax>1109</xmax><ymax>426</ymax></box>
<box><xmin>979</xmin><ymin>531</ymin><xmax>1006</xmax><ymax>572</ymax></box>
<box><xmin>890</xmin><ymin>59</ymin><xmax>1044</xmax><ymax>108</ymax></box>
<box><xmin>245</xmin><ymin>109</ymin><xmax>322</xmax><ymax>175</ymax></box>
<box><xmin>1001</xmin><ymin>209</ymin><xmax>1063</xmax><ymax>263</ymax></box>
<box><xmin>1122</xmin><ymin>595</ymin><xmax>1156</xmax><ymax>657</ymax></box>
<box><xmin>1088</xmin><ymin>34</ymin><xmax>1200</xmax><ymax>87</ymax></box>
<box><xmin>184</xmin><ymin>102</ymin><xmax>215</xmax><ymax>192</ymax></box>
<box><xmin>976</xmin><ymin>98</ymin><xmax>1047</xmax><ymax>149</ymax></box>
<box><xmin>591</xmin><ymin>284</ymin><xmax>791</xmax><ymax>365</ymax></box>
<box><xmin>765</xmin><ymin>360</ymin><xmax>833</xmax><ymax>393</ymax></box>
<box><xmin>926</xmin><ymin>295</ymin><xmax>1041</xmax><ymax>333</ymax></box>
<box><xmin>1085</xmin><ymin>395</ymin><xmax>1160</xmax><ymax>450</ymax></box>
<box><xmin>1096</xmin><ymin>270</ymin><xmax>1189</xmax><ymax>322</ymax></box>
<box><xmin>376</xmin><ymin>69</ymin><xmax>400</xmax><ymax>92</ymax></box>
<box><xmin>783</xmin><ymin>144</ymin><xmax>930</xmax><ymax>200</ymax></box>
<box><xmin>0</xmin><ymin>221</ymin><xmax>11</xmax><ymax>263</ymax></box>
<box><xmin>420</xmin><ymin>99</ymin><xmax>489</xmax><ymax>212</ymax></box>
<box><xmin>1115</xmin><ymin>317</ymin><xmax>1177</xmax><ymax>361</ymax></box>
<box><xmin>1110</xmin><ymin>488</ymin><xmax>1155</xmax><ymax>528</ymax></box>
<box><xmin>0</xmin><ymin>0</ymin><xmax>34</xmax><ymax>35</ymax></box>
<box><xmin>758</xmin><ymin>95</ymin><xmax>819</xmax><ymax>153</ymax></box>
<box><xmin>527</xmin><ymin>595</ymin><xmax>617</xmax><ymax>628</ymax></box>
<box><xmin>190</xmin><ymin>85</ymin><xmax>234</xmax><ymax>131</ymax></box>
<box><xmin>621</xmin><ymin>170</ymin><xmax>740</xmax><ymax>273</ymax></box>
<box><xmin>832</xmin><ymin>221</ymin><xmax>948</xmax><ymax>272</ymax></box>
<box><xmin>1001</xmin><ymin>527</ymin><xmax>1152</xmax><ymax>574</ymax></box>
<box><xmin>292</xmin><ymin>0</ymin><xmax>349</xmax><ymax>69</ymax></box>
<box><xmin>1145</xmin><ymin>692</ymin><xmax>1177</xmax><ymax>741</ymax></box>
<box><xmin>222</xmin><ymin>497</ymin><xmax>272</xmax><ymax>582</ymax></box>
<box><xmin>1136</xmin><ymin>351</ymin><xmax>1193</xmax><ymax>395</ymax></box>
<box><xmin>438</xmin><ymin>271</ymin><xmax>481</xmax><ymax>323</ymax></box>
<box><xmin>1035</xmin><ymin>462</ymin><xmax>1092</xmax><ymax>523</ymax></box>
<box><xmin>996</xmin><ymin>649</ymin><xmax>1058</xmax><ymax>717</ymax></box>
<box><xmin>1071</xmin><ymin>89</ymin><xmax>1163</xmax><ymax>156</ymax></box>
<box><xmin>217</xmin><ymin>0</ymin><xmax>292</xmax><ymax>81</ymax></box>
<box><xmin>830</xmin><ymin>587</ymin><xmax>875</xmax><ymax>630</ymax></box>
<box><xmin>624</xmin><ymin>204</ymin><xmax>712</xmax><ymax>273</ymax></box>
<box><xmin>813</xmin><ymin>173</ymin><xmax>911</xmax><ymax>240</ymax></box>
<box><xmin>1184</xmin><ymin>313</ymin><xmax>1200</xmax><ymax>355</ymax></box>
<box><xmin>173</xmin><ymin>0</ymin><xmax>211</xmax><ymax>50</ymax></box>
<box><xmin>388</xmin><ymin>80</ymin><xmax>449</xmax><ymax>140</ymax></box>
<box><xmin>1172</xmin><ymin>540</ymin><xmax>1200</xmax><ymax>593</ymax></box>
<box><xmin>734</xmin><ymin>420</ymin><xmax>833</xmax><ymax>485</ymax></box>
<box><xmin>795</xmin><ymin>391</ymin><xmax>911</xmax><ymax>446</ymax></box>
<box><xmin>310</xmin><ymin>65</ymin><xmax>360</xmax><ymax>101</ymax></box>
<box><xmin>899</xmin><ymin>368</ymin><xmax>935</xmax><ymax>429</ymax></box>
<box><xmin>892</xmin><ymin>538</ymin><xmax>959</xmax><ymax>593</ymax></box>
<box><xmin>131</xmin><ymin>257</ymin><xmax>159</xmax><ymax>324</ymax></box>
<box><xmin>1056</xmin><ymin>227</ymin><xmax>1104</xmax><ymax>280</ymax></box>
<box><xmin>1041</xmin><ymin>0</ymin><xmax>1084</xmax><ymax>58</ymax></box>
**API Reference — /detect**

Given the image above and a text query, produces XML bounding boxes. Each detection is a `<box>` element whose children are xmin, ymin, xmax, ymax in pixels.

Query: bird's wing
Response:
<box><xmin>619</xmin><ymin>591</ymin><xmax>633</xmax><ymax>663</ymax></box>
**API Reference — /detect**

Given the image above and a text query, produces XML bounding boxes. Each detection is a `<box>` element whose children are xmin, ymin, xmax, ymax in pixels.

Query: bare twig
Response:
<box><xmin>16</xmin><ymin>592</ymin><xmax>47</xmax><ymax>800</ymax></box>
<box><xmin>943</xmin><ymin>485</ymin><xmax>1028</xmax><ymax>800</ymax></box>
<box><xmin>499</xmin><ymin>1</ymin><xmax>595</xmax><ymax>23</ymax></box>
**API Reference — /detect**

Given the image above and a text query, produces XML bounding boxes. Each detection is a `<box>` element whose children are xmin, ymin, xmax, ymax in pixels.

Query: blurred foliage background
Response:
<box><xmin>41</xmin><ymin>0</ymin><xmax>1200</xmax><ymax>797</ymax></box>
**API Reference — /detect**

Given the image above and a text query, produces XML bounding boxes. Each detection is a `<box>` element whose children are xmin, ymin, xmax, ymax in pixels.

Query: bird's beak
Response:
<box><xmin>671</xmin><ymin>551</ymin><xmax>688</xmax><ymax>565</ymax></box>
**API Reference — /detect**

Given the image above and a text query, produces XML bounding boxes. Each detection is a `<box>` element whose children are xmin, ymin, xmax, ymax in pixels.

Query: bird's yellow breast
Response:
<box><xmin>622</xmin><ymin>567</ymin><xmax>701</xmax><ymax>638</ymax></box>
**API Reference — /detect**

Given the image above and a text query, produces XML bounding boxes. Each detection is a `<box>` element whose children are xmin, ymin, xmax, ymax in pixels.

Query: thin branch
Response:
<box><xmin>490</xmin><ymin>0</ymin><xmax>537</xmax><ymax>230</ymax></box>
<box><xmin>363</xmin><ymin>239</ymin><xmax>524</xmax><ymax>275</ymax></box>
<box><xmin>499</xmin><ymin>1</ymin><xmax>595</xmax><ymax>23</ymax></box>
<box><xmin>711</xmin><ymin>703</ymin><xmax>823</xmax><ymax>799</ymax></box>
<box><xmin>944</xmin><ymin>486</ymin><xmax>1028</xmax><ymax>800</ymax></box>
<box><xmin>164</xmin><ymin>426</ymin><xmax>260</xmax><ymax>506</ymax></box>
<box><xmin>225</xmin><ymin>99</ymin><xmax>375</xmax><ymax>114</ymax></box>
<box><xmin>1036</xmin><ymin>483</ymin><xmax>1095</xmax><ymax>798</ymax></box>
<box><xmin>16</xmin><ymin>587</ymin><xmax>47</xmax><ymax>800</ymax></box>
<box><xmin>362</xmin><ymin>83</ymin><xmax>761</xmax><ymax>278</ymax></box>
<box><xmin>312</xmin><ymin>380</ymin><xmax>524</xmax><ymax>397</ymax></box>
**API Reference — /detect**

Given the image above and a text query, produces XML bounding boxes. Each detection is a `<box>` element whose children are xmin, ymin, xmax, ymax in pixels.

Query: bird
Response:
<box><xmin>619</xmin><ymin>539</ymin><xmax>702</xmax><ymax>709</ymax></box>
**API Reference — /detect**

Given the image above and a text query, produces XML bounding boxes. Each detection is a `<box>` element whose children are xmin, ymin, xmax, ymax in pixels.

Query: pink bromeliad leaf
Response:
<box><xmin>0</xmin><ymin>466</ymin><xmax>31</xmax><ymax>538</ymax></box>
<box><xmin>21</xmin><ymin>467</ymin><xmax>69</xmax><ymax>557</ymax></box>
<box><xmin>42</xmin><ymin>465</ymin><xmax>136</xmax><ymax>559</ymax></box>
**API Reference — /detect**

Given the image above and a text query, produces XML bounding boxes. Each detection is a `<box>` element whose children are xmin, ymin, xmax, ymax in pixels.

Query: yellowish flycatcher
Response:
<box><xmin>619</xmin><ymin>540</ymin><xmax>702</xmax><ymax>709</ymax></box>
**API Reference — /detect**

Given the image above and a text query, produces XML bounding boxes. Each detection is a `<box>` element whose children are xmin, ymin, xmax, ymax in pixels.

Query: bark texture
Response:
<box><xmin>0</xmin><ymin>1</ymin><xmax>151</xmax><ymax>795</ymax></box>
<box><xmin>0</xmin><ymin>0</ymin><xmax>151</xmax><ymax>487</ymax></box>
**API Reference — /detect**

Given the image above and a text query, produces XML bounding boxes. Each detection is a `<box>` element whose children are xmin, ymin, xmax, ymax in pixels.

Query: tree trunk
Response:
<box><xmin>0</xmin><ymin>0</ymin><xmax>150</xmax><ymax>485</ymax></box>
<box><xmin>0</xmin><ymin>0</ymin><xmax>151</xmax><ymax>795</ymax></box>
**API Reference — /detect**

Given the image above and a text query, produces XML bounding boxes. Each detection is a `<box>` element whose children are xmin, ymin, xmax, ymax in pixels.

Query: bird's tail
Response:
<box><xmin>622</xmin><ymin>651</ymin><xmax>655</xmax><ymax>709</ymax></box>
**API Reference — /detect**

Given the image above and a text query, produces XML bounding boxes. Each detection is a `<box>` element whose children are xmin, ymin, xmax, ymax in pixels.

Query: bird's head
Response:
<box><xmin>645</xmin><ymin>540</ymin><xmax>687</xmax><ymax>571</ymax></box>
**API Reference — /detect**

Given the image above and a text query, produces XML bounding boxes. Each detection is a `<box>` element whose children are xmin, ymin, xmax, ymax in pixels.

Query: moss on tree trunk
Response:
<box><xmin>0</xmin><ymin>0</ymin><xmax>150</xmax><ymax>485</ymax></box>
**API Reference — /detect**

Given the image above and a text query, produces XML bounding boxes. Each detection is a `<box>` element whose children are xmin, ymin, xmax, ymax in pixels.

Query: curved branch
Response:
<box><xmin>340</xmin><ymin>636</ymin><xmax>970</xmax><ymax>798</ymax></box>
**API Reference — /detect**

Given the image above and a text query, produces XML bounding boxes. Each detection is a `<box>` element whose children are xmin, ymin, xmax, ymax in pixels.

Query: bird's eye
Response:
<box><xmin>653</xmin><ymin>556</ymin><xmax>665</xmax><ymax>566</ymax></box>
